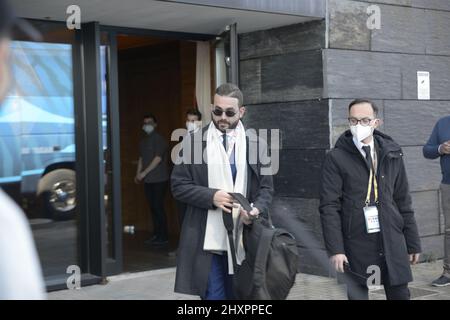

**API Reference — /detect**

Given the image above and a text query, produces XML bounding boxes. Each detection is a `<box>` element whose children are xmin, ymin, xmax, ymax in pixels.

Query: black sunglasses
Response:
<box><xmin>212</xmin><ymin>107</ymin><xmax>237</xmax><ymax>117</ymax></box>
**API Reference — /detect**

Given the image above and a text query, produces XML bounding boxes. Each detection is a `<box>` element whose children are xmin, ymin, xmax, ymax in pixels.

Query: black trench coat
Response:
<box><xmin>170</xmin><ymin>125</ymin><xmax>274</xmax><ymax>297</ymax></box>
<box><xmin>319</xmin><ymin>130</ymin><xmax>421</xmax><ymax>286</ymax></box>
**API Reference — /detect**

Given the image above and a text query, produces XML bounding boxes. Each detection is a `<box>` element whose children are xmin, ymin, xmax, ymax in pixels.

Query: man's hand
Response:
<box><xmin>138</xmin><ymin>171</ymin><xmax>147</xmax><ymax>181</ymax></box>
<box><xmin>330</xmin><ymin>254</ymin><xmax>348</xmax><ymax>273</ymax></box>
<box><xmin>240</xmin><ymin>207</ymin><xmax>260</xmax><ymax>225</ymax></box>
<box><xmin>409</xmin><ymin>253</ymin><xmax>420</xmax><ymax>265</ymax></box>
<box><xmin>439</xmin><ymin>141</ymin><xmax>450</xmax><ymax>155</ymax></box>
<box><xmin>134</xmin><ymin>171</ymin><xmax>146</xmax><ymax>184</ymax></box>
<box><xmin>213</xmin><ymin>190</ymin><xmax>234</xmax><ymax>213</ymax></box>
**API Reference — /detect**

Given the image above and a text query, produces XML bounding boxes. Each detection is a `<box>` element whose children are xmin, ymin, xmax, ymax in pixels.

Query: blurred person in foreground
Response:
<box><xmin>0</xmin><ymin>0</ymin><xmax>46</xmax><ymax>299</ymax></box>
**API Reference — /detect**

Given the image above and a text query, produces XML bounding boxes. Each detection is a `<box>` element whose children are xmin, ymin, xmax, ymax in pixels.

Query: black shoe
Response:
<box><xmin>431</xmin><ymin>275</ymin><xmax>450</xmax><ymax>287</ymax></box>
<box><xmin>144</xmin><ymin>235</ymin><xmax>158</xmax><ymax>246</ymax></box>
<box><xmin>150</xmin><ymin>238</ymin><xmax>169</xmax><ymax>246</ymax></box>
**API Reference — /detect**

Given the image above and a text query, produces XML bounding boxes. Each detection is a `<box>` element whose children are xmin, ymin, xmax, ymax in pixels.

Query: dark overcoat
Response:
<box><xmin>171</xmin><ymin>125</ymin><xmax>274</xmax><ymax>296</ymax></box>
<box><xmin>319</xmin><ymin>130</ymin><xmax>421</xmax><ymax>285</ymax></box>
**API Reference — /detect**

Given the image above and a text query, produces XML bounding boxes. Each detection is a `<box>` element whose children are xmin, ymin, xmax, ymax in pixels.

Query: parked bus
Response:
<box><xmin>0</xmin><ymin>41</ymin><xmax>77</xmax><ymax>220</ymax></box>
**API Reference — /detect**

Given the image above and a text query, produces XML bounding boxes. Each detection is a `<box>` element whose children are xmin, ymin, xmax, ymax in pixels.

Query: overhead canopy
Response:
<box><xmin>12</xmin><ymin>0</ymin><xmax>325</xmax><ymax>35</ymax></box>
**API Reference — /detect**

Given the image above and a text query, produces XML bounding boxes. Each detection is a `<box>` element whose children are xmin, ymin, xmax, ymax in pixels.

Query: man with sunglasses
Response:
<box><xmin>319</xmin><ymin>99</ymin><xmax>421</xmax><ymax>300</ymax></box>
<box><xmin>171</xmin><ymin>83</ymin><xmax>273</xmax><ymax>300</ymax></box>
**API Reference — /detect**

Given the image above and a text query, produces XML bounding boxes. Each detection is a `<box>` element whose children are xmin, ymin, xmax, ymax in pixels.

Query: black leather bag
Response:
<box><xmin>222</xmin><ymin>193</ymin><xmax>298</xmax><ymax>300</ymax></box>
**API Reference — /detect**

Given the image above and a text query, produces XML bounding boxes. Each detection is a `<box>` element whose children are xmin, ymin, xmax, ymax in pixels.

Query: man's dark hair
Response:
<box><xmin>186</xmin><ymin>109</ymin><xmax>202</xmax><ymax>120</ymax></box>
<box><xmin>215</xmin><ymin>83</ymin><xmax>244</xmax><ymax>107</ymax></box>
<box><xmin>348</xmin><ymin>99</ymin><xmax>379</xmax><ymax>117</ymax></box>
<box><xmin>143</xmin><ymin>114</ymin><xmax>157</xmax><ymax>123</ymax></box>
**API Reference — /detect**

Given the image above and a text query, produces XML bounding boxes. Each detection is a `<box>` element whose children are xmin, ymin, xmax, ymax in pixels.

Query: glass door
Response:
<box><xmin>100</xmin><ymin>31</ymin><xmax>123</xmax><ymax>275</ymax></box>
<box><xmin>91</xmin><ymin>24</ymin><xmax>239</xmax><ymax>277</ymax></box>
<box><xmin>1</xmin><ymin>21</ymin><xmax>81</xmax><ymax>284</ymax></box>
<box><xmin>213</xmin><ymin>23</ymin><xmax>239</xmax><ymax>87</ymax></box>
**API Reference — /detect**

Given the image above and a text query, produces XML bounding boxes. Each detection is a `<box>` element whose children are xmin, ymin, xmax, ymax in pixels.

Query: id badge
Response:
<box><xmin>363</xmin><ymin>206</ymin><xmax>380</xmax><ymax>234</ymax></box>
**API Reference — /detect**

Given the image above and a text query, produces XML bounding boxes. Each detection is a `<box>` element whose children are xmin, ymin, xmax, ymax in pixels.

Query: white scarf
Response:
<box><xmin>204</xmin><ymin>121</ymin><xmax>247</xmax><ymax>274</ymax></box>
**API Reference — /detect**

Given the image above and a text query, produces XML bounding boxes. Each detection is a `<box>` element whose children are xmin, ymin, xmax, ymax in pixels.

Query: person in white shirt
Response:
<box><xmin>0</xmin><ymin>0</ymin><xmax>46</xmax><ymax>300</ymax></box>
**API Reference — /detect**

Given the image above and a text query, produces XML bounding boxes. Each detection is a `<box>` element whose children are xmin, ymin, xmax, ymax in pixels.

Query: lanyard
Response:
<box><xmin>365</xmin><ymin>167</ymin><xmax>379</xmax><ymax>206</ymax></box>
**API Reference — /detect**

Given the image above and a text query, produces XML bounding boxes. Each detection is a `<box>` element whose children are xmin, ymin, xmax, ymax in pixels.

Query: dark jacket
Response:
<box><xmin>170</xmin><ymin>125</ymin><xmax>274</xmax><ymax>296</ymax></box>
<box><xmin>423</xmin><ymin>115</ymin><xmax>450</xmax><ymax>184</ymax></box>
<box><xmin>319</xmin><ymin>130</ymin><xmax>421</xmax><ymax>285</ymax></box>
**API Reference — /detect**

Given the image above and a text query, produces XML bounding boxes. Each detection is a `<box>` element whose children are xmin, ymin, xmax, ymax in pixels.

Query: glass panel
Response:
<box><xmin>0</xmin><ymin>26</ymin><xmax>79</xmax><ymax>279</ymax></box>
<box><xmin>215</xmin><ymin>30</ymin><xmax>231</xmax><ymax>86</ymax></box>
<box><xmin>100</xmin><ymin>33</ymin><xmax>115</xmax><ymax>260</ymax></box>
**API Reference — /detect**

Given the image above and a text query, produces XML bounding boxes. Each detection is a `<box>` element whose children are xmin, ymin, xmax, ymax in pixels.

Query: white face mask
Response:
<box><xmin>186</xmin><ymin>121</ymin><xmax>200</xmax><ymax>132</ymax></box>
<box><xmin>350</xmin><ymin>124</ymin><xmax>374</xmax><ymax>142</ymax></box>
<box><xmin>142</xmin><ymin>124</ymin><xmax>154</xmax><ymax>135</ymax></box>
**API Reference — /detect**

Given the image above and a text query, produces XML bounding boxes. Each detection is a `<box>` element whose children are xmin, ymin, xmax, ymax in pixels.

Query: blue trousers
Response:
<box><xmin>202</xmin><ymin>254</ymin><xmax>235</xmax><ymax>300</ymax></box>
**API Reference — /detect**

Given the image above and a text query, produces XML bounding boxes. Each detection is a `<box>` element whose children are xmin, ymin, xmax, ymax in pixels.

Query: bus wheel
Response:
<box><xmin>40</xmin><ymin>169</ymin><xmax>76</xmax><ymax>221</ymax></box>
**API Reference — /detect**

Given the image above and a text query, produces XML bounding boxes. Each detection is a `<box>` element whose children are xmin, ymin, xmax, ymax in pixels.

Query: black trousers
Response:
<box><xmin>144</xmin><ymin>181</ymin><xmax>169</xmax><ymax>241</ymax></box>
<box><xmin>346</xmin><ymin>258</ymin><xmax>410</xmax><ymax>300</ymax></box>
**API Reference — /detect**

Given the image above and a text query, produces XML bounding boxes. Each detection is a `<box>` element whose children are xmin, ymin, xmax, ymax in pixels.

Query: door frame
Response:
<box><xmin>18</xmin><ymin>18</ymin><xmax>240</xmax><ymax>287</ymax></box>
<box><xmin>87</xmin><ymin>22</ymin><xmax>240</xmax><ymax>277</ymax></box>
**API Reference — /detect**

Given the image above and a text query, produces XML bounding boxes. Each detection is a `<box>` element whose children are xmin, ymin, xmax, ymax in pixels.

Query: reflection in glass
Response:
<box><xmin>215</xmin><ymin>31</ymin><xmax>231</xmax><ymax>87</ymax></box>
<box><xmin>0</xmin><ymin>40</ymin><xmax>78</xmax><ymax>278</ymax></box>
<box><xmin>100</xmin><ymin>38</ymin><xmax>115</xmax><ymax>259</ymax></box>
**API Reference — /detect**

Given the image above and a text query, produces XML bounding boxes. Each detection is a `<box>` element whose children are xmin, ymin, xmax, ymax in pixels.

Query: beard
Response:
<box><xmin>212</xmin><ymin>114</ymin><xmax>240</xmax><ymax>132</ymax></box>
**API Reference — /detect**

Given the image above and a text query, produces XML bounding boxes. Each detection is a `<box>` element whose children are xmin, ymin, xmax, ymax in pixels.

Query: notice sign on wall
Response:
<box><xmin>417</xmin><ymin>71</ymin><xmax>430</xmax><ymax>100</ymax></box>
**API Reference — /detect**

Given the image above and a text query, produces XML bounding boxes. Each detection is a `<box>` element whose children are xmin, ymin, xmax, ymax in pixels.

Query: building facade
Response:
<box><xmin>242</xmin><ymin>0</ymin><xmax>450</xmax><ymax>275</ymax></box>
<box><xmin>3</xmin><ymin>0</ymin><xmax>450</xmax><ymax>289</ymax></box>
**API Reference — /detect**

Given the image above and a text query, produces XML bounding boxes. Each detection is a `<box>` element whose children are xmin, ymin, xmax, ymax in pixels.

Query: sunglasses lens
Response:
<box><xmin>213</xmin><ymin>108</ymin><xmax>236</xmax><ymax>117</ymax></box>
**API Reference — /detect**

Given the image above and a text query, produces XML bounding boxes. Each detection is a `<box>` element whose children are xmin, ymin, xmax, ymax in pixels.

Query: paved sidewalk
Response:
<box><xmin>49</xmin><ymin>261</ymin><xmax>450</xmax><ymax>300</ymax></box>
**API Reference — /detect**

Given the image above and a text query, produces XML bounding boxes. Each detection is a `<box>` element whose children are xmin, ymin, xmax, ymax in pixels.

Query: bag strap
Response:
<box><xmin>222</xmin><ymin>193</ymin><xmax>276</xmax><ymax>270</ymax></box>
<box><xmin>253</xmin><ymin>226</ymin><xmax>275</xmax><ymax>288</ymax></box>
<box><xmin>229</xmin><ymin>192</ymin><xmax>253</xmax><ymax>211</ymax></box>
<box><xmin>222</xmin><ymin>193</ymin><xmax>253</xmax><ymax>270</ymax></box>
<box><xmin>230</xmin><ymin>192</ymin><xmax>273</xmax><ymax>226</ymax></box>
<box><xmin>222</xmin><ymin>208</ymin><xmax>238</xmax><ymax>270</ymax></box>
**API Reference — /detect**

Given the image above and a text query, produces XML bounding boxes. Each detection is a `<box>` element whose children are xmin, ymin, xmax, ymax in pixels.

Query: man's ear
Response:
<box><xmin>239</xmin><ymin>106</ymin><xmax>246</xmax><ymax>118</ymax></box>
<box><xmin>375</xmin><ymin>118</ymin><xmax>383</xmax><ymax>128</ymax></box>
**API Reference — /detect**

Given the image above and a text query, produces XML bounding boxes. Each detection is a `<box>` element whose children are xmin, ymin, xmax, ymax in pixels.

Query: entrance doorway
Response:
<box><xmin>99</xmin><ymin>24</ymin><xmax>238</xmax><ymax>276</ymax></box>
<box><xmin>117</xmin><ymin>34</ymin><xmax>197</xmax><ymax>273</ymax></box>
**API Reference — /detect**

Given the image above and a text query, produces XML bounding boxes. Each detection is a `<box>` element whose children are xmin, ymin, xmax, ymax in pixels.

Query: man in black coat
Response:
<box><xmin>319</xmin><ymin>99</ymin><xmax>421</xmax><ymax>300</ymax></box>
<box><xmin>171</xmin><ymin>83</ymin><xmax>274</xmax><ymax>299</ymax></box>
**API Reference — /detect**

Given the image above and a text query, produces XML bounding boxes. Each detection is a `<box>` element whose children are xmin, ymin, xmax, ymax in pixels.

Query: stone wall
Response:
<box><xmin>239</xmin><ymin>0</ymin><xmax>450</xmax><ymax>275</ymax></box>
<box><xmin>239</xmin><ymin>20</ymin><xmax>331</xmax><ymax>275</ymax></box>
<box><xmin>325</xmin><ymin>0</ymin><xmax>450</xmax><ymax>261</ymax></box>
